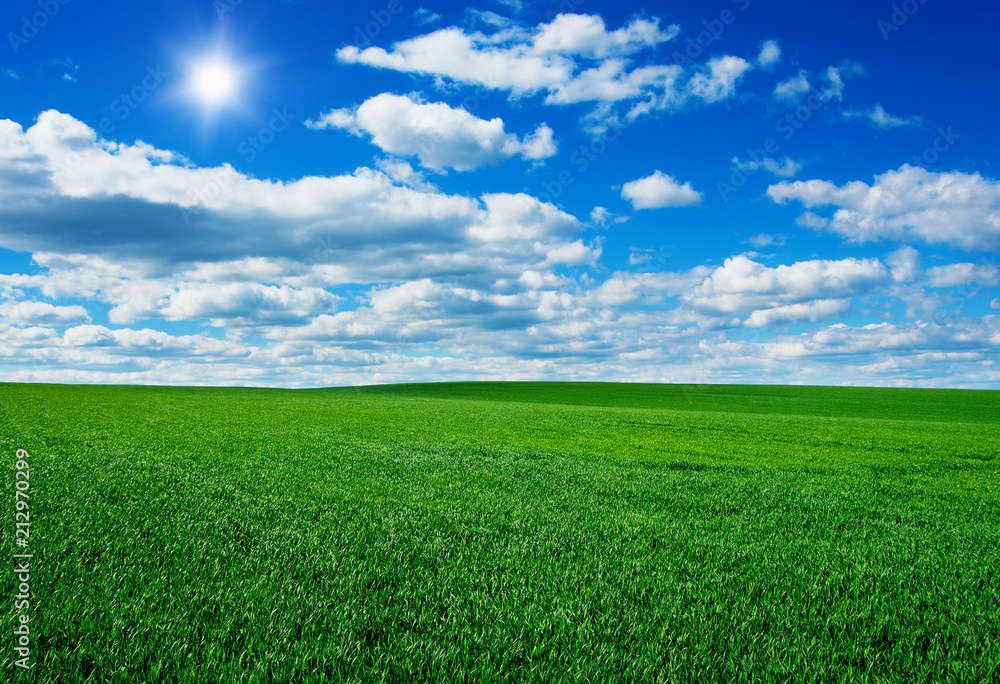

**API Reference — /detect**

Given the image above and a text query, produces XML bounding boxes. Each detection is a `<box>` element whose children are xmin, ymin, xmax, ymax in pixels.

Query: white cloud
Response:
<box><xmin>795</xmin><ymin>212</ymin><xmax>829</xmax><ymax>230</ymax></box>
<box><xmin>684</xmin><ymin>255</ymin><xmax>889</xmax><ymax>319</ymax></box>
<box><xmin>3</xmin><ymin>109</ymin><xmax>998</xmax><ymax>390</ymax></box>
<box><xmin>533</xmin><ymin>13</ymin><xmax>677</xmax><ymax>59</ymax></box>
<box><xmin>744</xmin><ymin>299</ymin><xmax>851</xmax><ymax>328</ymax></box>
<box><xmin>733</xmin><ymin>155</ymin><xmax>800</xmax><ymax>178</ymax></box>
<box><xmin>335</xmin><ymin>14</ymin><xmax>753</xmax><ymax>129</ymax></box>
<box><xmin>772</xmin><ymin>65</ymin><xmax>853</xmax><ymax>104</ymax></box>
<box><xmin>0</xmin><ymin>110</ymin><xmax>596</xmax><ymax>294</ymax></box>
<box><xmin>991</xmin><ymin>299</ymin><xmax>1000</xmax><ymax>310</ymax></box>
<box><xmin>773</xmin><ymin>70</ymin><xmax>811</xmax><ymax>103</ymax></box>
<box><xmin>886</xmin><ymin>246</ymin><xmax>921</xmax><ymax>283</ymax></box>
<box><xmin>686</xmin><ymin>56</ymin><xmax>752</xmax><ymax>104</ymax></box>
<box><xmin>621</xmin><ymin>170</ymin><xmax>701</xmax><ymax>210</ymax></box>
<box><xmin>820</xmin><ymin>66</ymin><xmax>846</xmax><ymax>102</ymax></box>
<box><xmin>926</xmin><ymin>263</ymin><xmax>999</xmax><ymax>289</ymax></box>
<box><xmin>843</xmin><ymin>104</ymin><xmax>922</xmax><ymax>129</ymax></box>
<box><xmin>466</xmin><ymin>9</ymin><xmax>512</xmax><ymax>29</ymax></box>
<box><xmin>413</xmin><ymin>8</ymin><xmax>442</xmax><ymax>25</ymax></box>
<box><xmin>589</xmin><ymin>206</ymin><xmax>628</xmax><ymax>227</ymax></box>
<box><xmin>768</xmin><ymin>164</ymin><xmax>1000</xmax><ymax>251</ymax></box>
<box><xmin>0</xmin><ymin>301</ymin><xmax>90</xmax><ymax>325</ymax></box>
<box><xmin>307</xmin><ymin>93</ymin><xmax>556</xmax><ymax>170</ymax></box>
<box><xmin>756</xmin><ymin>40</ymin><xmax>781</xmax><ymax>69</ymax></box>
<box><xmin>117</xmin><ymin>283</ymin><xmax>339</xmax><ymax>326</ymax></box>
<box><xmin>747</xmin><ymin>233</ymin><xmax>786</xmax><ymax>248</ymax></box>
<box><xmin>374</xmin><ymin>157</ymin><xmax>436</xmax><ymax>191</ymax></box>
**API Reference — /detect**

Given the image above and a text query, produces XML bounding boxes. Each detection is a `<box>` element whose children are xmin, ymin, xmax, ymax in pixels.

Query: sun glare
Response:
<box><xmin>190</xmin><ymin>57</ymin><xmax>239</xmax><ymax>108</ymax></box>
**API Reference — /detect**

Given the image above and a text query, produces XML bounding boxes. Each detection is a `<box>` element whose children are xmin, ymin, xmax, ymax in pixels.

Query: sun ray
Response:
<box><xmin>189</xmin><ymin>56</ymin><xmax>239</xmax><ymax>109</ymax></box>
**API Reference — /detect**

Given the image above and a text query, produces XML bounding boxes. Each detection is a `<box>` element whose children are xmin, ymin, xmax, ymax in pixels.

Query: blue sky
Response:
<box><xmin>1</xmin><ymin>0</ymin><xmax>998</xmax><ymax>387</ymax></box>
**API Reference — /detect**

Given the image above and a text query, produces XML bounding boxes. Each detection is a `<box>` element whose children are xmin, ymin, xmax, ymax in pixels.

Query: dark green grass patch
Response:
<box><xmin>1</xmin><ymin>382</ymin><xmax>998</xmax><ymax>683</ymax></box>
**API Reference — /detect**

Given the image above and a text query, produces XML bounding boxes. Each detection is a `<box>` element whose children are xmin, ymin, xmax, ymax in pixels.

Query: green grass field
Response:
<box><xmin>2</xmin><ymin>382</ymin><xmax>999</xmax><ymax>683</ymax></box>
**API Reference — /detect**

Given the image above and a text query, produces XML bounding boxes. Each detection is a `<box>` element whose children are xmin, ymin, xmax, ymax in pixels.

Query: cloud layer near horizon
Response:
<box><xmin>1</xmin><ymin>111</ymin><xmax>998</xmax><ymax>388</ymax></box>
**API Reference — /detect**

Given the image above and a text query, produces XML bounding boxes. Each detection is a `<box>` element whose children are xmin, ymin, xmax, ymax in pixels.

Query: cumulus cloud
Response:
<box><xmin>0</xmin><ymin>301</ymin><xmax>90</xmax><ymax>325</ymax></box>
<box><xmin>684</xmin><ymin>255</ymin><xmax>889</xmax><ymax>324</ymax></box>
<box><xmin>2</xmin><ymin>110</ymin><xmax>997</xmax><ymax>389</ymax></box>
<box><xmin>0</xmin><ymin>111</ymin><xmax>594</xmax><ymax>285</ymax></box>
<box><xmin>621</xmin><ymin>170</ymin><xmax>701</xmax><ymax>210</ymax></box>
<box><xmin>886</xmin><ymin>246</ymin><xmax>921</xmax><ymax>283</ymax></box>
<box><xmin>843</xmin><ymin>104</ymin><xmax>922</xmax><ymax>129</ymax></box>
<box><xmin>532</xmin><ymin>13</ymin><xmax>677</xmax><ymax>59</ymax></box>
<box><xmin>926</xmin><ymin>263</ymin><xmax>999</xmax><ymax>289</ymax></box>
<box><xmin>686</xmin><ymin>56</ymin><xmax>752</xmax><ymax>104</ymax></box>
<box><xmin>307</xmin><ymin>93</ymin><xmax>556</xmax><ymax>170</ymax></box>
<box><xmin>335</xmin><ymin>13</ymin><xmax>753</xmax><ymax>129</ymax></box>
<box><xmin>744</xmin><ymin>299</ymin><xmax>851</xmax><ymax>328</ymax></box>
<box><xmin>768</xmin><ymin>164</ymin><xmax>1000</xmax><ymax>251</ymax></box>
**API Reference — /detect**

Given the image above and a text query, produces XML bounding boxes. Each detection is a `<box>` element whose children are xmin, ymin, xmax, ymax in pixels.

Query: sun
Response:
<box><xmin>189</xmin><ymin>56</ymin><xmax>240</xmax><ymax>109</ymax></box>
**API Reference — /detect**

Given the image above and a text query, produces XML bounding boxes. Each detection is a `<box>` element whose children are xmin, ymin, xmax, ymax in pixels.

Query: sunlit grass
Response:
<box><xmin>2</xmin><ymin>382</ymin><xmax>998</xmax><ymax>682</ymax></box>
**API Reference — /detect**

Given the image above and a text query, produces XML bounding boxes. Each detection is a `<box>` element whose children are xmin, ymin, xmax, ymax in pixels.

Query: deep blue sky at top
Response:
<box><xmin>3</xmin><ymin>0</ymin><xmax>996</xmax><ymax>276</ymax></box>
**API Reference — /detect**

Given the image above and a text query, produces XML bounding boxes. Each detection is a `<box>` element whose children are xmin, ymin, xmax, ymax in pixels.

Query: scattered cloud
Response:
<box><xmin>43</xmin><ymin>57</ymin><xmax>79</xmax><ymax>83</ymax></box>
<box><xmin>684</xmin><ymin>255</ymin><xmax>889</xmax><ymax>324</ymax></box>
<box><xmin>466</xmin><ymin>9</ymin><xmax>513</xmax><ymax>29</ymax></box>
<box><xmin>772</xmin><ymin>65</ymin><xmax>855</xmax><ymax>104</ymax></box>
<box><xmin>886</xmin><ymin>246</ymin><xmax>921</xmax><ymax>283</ymax></box>
<box><xmin>926</xmin><ymin>263</ymin><xmax>999</xmax><ymax>289</ymax></box>
<box><xmin>495</xmin><ymin>0</ymin><xmax>523</xmax><ymax>13</ymax></box>
<box><xmin>589</xmin><ymin>206</ymin><xmax>628</xmax><ymax>227</ymax></box>
<box><xmin>621</xmin><ymin>170</ymin><xmax>701</xmax><ymax>210</ymax></box>
<box><xmin>413</xmin><ymin>8</ymin><xmax>442</xmax><ymax>25</ymax></box>
<box><xmin>773</xmin><ymin>70</ymin><xmax>811</xmax><ymax>103</ymax></box>
<box><xmin>0</xmin><ymin>301</ymin><xmax>90</xmax><ymax>326</ymax></box>
<box><xmin>733</xmin><ymin>156</ymin><xmax>800</xmax><ymax>178</ymax></box>
<box><xmin>0</xmin><ymin>111</ymin><xmax>593</xmax><ymax>289</ymax></box>
<box><xmin>843</xmin><ymin>104</ymin><xmax>922</xmax><ymax>129</ymax></box>
<box><xmin>768</xmin><ymin>164</ymin><xmax>1000</xmax><ymax>251</ymax></box>
<box><xmin>747</xmin><ymin>233</ymin><xmax>786</xmax><ymax>248</ymax></box>
<box><xmin>307</xmin><ymin>93</ymin><xmax>556</xmax><ymax>170</ymax></box>
<box><xmin>756</xmin><ymin>40</ymin><xmax>781</xmax><ymax>69</ymax></box>
<box><xmin>336</xmin><ymin>13</ymin><xmax>754</xmax><ymax>130</ymax></box>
